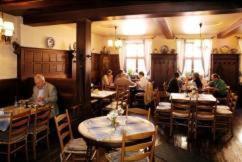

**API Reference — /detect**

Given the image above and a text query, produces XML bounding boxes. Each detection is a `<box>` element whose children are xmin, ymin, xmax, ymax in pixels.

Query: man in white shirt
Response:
<box><xmin>137</xmin><ymin>71</ymin><xmax>148</xmax><ymax>90</ymax></box>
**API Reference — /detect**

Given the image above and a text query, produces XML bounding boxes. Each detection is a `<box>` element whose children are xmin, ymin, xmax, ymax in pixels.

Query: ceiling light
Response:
<box><xmin>121</xmin><ymin>19</ymin><xmax>146</xmax><ymax>35</ymax></box>
<box><xmin>107</xmin><ymin>26</ymin><xmax>122</xmax><ymax>49</ymax></box>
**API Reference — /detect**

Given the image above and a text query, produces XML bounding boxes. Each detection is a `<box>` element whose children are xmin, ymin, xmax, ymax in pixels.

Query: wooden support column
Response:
<box><xmin>75</xmin><ymin>19</ymin><xmax>92</xmax><ymax>113</ymax></box>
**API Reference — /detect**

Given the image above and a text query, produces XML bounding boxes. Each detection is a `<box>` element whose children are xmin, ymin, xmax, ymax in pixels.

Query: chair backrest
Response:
<box><xmin>195</xmin><ymin>100</ymin><xmax>217</xmax><ymax>114</ymax></box>
<box><xmin>153</xmin><ymin>89</ymin><xmax>161</xmax><ymax>107</ymax></box>
<box><xmin>8</xmin><ymin>109</ymin><xmax>31</xmax><ymax>141</ymax></box>
<box><xmin>33</xmin><ymin>106</ymin><xmax>51</xmax><ymax>132</ymax></box>
<box><xmin>54</xmin><ymin>110</ymin><xmax>73</xmax><ymax>152</ymax></box>
<box><xmin>115</xmin><ymin>86</ymin><xmax>129</xmax><ymax>109</ymax></box>
<box><xmin>120</xmin><ymin>126</ymin><xmax>157</xmax><ymax>162</ymax></box>
<box><xmin>126</xmin><ymin>107</ymin><xmax>151</xmax><ymax>121</ymax></box>
<box><xmin>171</xmin><ymin>98</ymin><xmax>191</xmax><ymax>112</ymax></box>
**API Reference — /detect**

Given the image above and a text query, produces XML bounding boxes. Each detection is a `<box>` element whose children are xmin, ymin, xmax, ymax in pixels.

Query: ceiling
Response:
<box><xmin>1</xmin><ymin>0</ymin><xmax>242</xmax><ymax>26</ymax></box>
<box><xmin>91</xmin><ymin>12</ymin><xmax>242</xmax><ymax>37</ymax></box>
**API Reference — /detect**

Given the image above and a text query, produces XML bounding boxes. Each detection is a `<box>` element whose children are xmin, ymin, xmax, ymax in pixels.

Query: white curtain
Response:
<box><xmin>201</xmin><ymin>39</ymin><xmax>212</xmax><ymax>77</ymax></box>
<box><xmin>119</xmin><ymin>42</ymin><xmax>126</xmax><ymax>70</ymax></box>
<box><xmin>144</xmin><ymin>39</ymin><xmax>152</xmax><ymax>77</ymax></box>
<box><xmin>176</xmin><ymin>39</ymin><xmax>186</xmax><ymax>74</ymax></box>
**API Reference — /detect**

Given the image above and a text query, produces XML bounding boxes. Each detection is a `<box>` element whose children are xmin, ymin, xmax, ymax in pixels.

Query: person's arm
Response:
<box><xmin>102</xmin><ymin>75</ymin><xmax>109</xmax><ymax>86</ymax></box>
<box><xmin>45</xmin><ymin>85</ymin><xmax>57</xmax><ymax>103</ymax></box>
<box><xmin>127</xmin><ymin>79</ymin><xmax>136</xmax><ymax>86</ymax></box>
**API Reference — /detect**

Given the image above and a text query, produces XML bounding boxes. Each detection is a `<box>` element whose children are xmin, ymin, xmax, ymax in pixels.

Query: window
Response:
<box><xmin>125</xmin><ymin>41</ymin><xmax>146</xmax><ymax>74</ymax></box>
<box><xmin>183</xmin><ymin>40</ymin><xmax>206</xmax><ymax>76</ymax></box>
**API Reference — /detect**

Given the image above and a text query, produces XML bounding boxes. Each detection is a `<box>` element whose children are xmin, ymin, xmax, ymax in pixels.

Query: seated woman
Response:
<box><xmin>192</xmin><ymin>72</ymin><xmax>203</xmax><ymax>90</ymax></box>
<box><xmin>102</xmin><ymin>69</ymin><xmax>114</xmax><ymax>88</ymax></box>
<box><xmin>205</xmin><ymin>73</ymin><xmax>227</xmax><ymax>98</ymax></box>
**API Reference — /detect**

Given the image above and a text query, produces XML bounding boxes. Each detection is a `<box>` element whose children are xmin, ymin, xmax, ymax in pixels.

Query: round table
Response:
<box><xmin>78</xmin><ymin>116</ymin><xmax>154</xmax><ymax>146</ymax></box>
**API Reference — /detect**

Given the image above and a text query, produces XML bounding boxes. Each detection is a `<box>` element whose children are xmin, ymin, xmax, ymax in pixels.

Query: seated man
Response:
<box><xmin>31</xmin><ymin>74</ymin><xmax>58</xmax><ymax>116</ymax></box>
<box><xmin>167</xmin><ymin>72</ymin><xmax>180</xmax><ymax>93</ymax></box>
<box><xmin>206</xmin><ymin>73</ymin><xmax>227</xmax><ymax>98</ymax></box>
<box><xmin>137</xmin><ymin>71</ymin><xmax>148</xmax><ymax>91</ymax></box>
<box><xmin>115</xmin><ymin>73</ymin><xmax>136</xmax><ymax>89</ymax></box>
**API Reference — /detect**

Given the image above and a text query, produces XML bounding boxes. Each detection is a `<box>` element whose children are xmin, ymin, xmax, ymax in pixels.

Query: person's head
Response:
<box><xmin>34</xmin><ymin>74</ymin><xmax>45</xmax><ymax>89</ymax></box>
<box><xmin>212</xmin><ymin>73</ymin><xmax>220</xmax><ymax>81</ymax></box>
<box><xmin>106</xmin><ymin>69</ymin><xmax>112</xmax><ymax>75</ymax></box>
<box><xmin>117</xmin><ymin>69</ymin><xmax>124</xmax><ymax>75</ymax></box>
<box><xmin>174</xmin><ymin>72</ymin><xmax>179</xmax><ymax>79</ymax></box>
<box><xmin>193</xmin><ymin>73</ymin><xmax>200</xmax><ymax>80</ymax></box>
<box><xmin>138</xmin><ymin>71</ymin><xmax>144</xmax><ymax>78</ymax></box>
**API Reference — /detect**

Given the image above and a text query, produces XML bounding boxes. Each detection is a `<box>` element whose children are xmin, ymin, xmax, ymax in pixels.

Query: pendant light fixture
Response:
<box><xmin>107</xmin><ymin>26</ymin><xmax>122</xmax><ymax>49</ymax></box>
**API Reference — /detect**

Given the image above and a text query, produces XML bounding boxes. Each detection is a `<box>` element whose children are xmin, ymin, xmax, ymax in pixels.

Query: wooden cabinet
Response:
<box><xmin>151</xmin><ymin>54</ymin><xmax>177</xmax><ymax>88</ymax></box>
<box><xmin>18</xmin><ymin>47</ymin><xmax>72</xmax><ymax>79</ymax></box>
<box><xmin>91</xmin><ymin>53</ymin><xmax>120</xmax><ymax>84</ymax></box>
<box><xmin>211</xmin><ymin>54</ymin><xmax>240</xmax><ymax>90</ymax></box>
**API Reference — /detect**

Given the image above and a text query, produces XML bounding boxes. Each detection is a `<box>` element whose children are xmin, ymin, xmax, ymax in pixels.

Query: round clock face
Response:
<box><xmin>46</xmin><ymin>37</ymin><xmax>55</xmax><ymax>48</ymax></box>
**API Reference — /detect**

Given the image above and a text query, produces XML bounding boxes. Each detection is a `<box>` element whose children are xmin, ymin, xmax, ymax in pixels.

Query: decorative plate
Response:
<box><xmin>219</xmin><ymin>45</ymin><xmax>230</xmax><ymax>54</ymax></box>
<box><xmin>46</xmin><ymin>37</ymin><xmax>55</xmax><ymax>48</ymax></box>
<box><xmin>160</xmin><ymin>45</ymin><xmax>169</xmax><ymax>54</ymax></box>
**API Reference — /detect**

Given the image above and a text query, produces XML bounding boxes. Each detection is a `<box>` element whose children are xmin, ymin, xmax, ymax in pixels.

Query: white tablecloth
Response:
<box><xmin>91</xmin><ymin>90</ymin><xmax>116</xmax><ymax>99</ymax></box>
<box><xmin>0</xmin><ymin>111</ymin><xmax>10</xmax><ymax>132</ymax></box>
<box><xmin>78</xmin><ymin>116</ymin><xmax>154</xmax><ymax>143</ymax></box>
<box><xmin>170</xmin><ymin>93</ymin><xmax>216</xmax><ymax>102</ymax></box>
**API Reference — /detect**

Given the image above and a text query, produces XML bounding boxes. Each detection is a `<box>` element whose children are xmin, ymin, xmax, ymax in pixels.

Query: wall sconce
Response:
<box><xmin>0</xmin><ymin>11</ymin><xmax>14</xmax><ymax>43</ymax></box>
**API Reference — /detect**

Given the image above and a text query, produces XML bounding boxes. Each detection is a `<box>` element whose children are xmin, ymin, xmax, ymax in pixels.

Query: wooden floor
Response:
<box><xmin>1</xmin><ymin>109</ymin><xmax>242</xmax><ymax>162</ymax></box>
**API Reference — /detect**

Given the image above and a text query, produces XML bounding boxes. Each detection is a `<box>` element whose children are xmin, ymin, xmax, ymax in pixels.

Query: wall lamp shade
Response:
<box><xmin>0</xmin><ymin>18</ymin><xmax>3</xmax><ymax>31</ymax></box>
<box><xmin>3</xmin><ymin>21</ymin><xmax>14</xmax><ymax>36</ymax></box>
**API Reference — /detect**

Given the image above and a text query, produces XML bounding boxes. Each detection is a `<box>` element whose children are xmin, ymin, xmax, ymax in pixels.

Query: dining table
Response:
<box><xmin>91</xmin><ymin>90</ymin><xmax>116</xmax><ymax>99</ymax></box>
<box><xmin>78</xmin><ymin>115</ymin><xmax>155</xmax><ymax>161</ymax></box>
<box><xmin>170</xmin><ymin>93</ymin><xmax>217</xmax><ymax>102</ymax></box>
<box><xmin>0</xmin><ymin>104</ymin><xmax>52</xmax><ymax>132</ymax></box>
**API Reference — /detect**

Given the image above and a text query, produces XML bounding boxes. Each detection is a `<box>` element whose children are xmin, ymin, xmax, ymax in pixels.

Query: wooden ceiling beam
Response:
<box><xmin>217</xmin><ymin>18</ymin><xmax>242</xmax><ymax>38</ymax></box>
<box><xmin>158</xmin><ymin>18</ymin><xmax>174</xmax><ymax>39</ymax></box>
<box><xmin>22</xmin><ymin>1</ymin><xmax>242</xmax><ymax>26</ymax></box>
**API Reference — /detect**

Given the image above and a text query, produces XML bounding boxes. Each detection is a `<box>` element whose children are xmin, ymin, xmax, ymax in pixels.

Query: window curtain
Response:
<box><xmin>144</xmin><ymin>39</ymin><xmax>152</xmax><ymax>77</ymax></box>
<box><xmin>201</xmin><ymin>39</ymin><xmax>212</xmax><ymax>77</ymax></box>
<box><xmin>176</xmin><ymin>39</ymin><xmax>186</xmax><ymax>74</ymax></box>
<box><xmin>119</xmin><ymin>41</ymin><xmax>126</xmax><ymax>70</ymax></box>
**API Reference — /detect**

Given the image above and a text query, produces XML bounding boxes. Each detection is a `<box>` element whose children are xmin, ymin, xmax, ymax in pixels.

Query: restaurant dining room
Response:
<box><xmin>0</xmin><ymin>0</ymin><xmax>242</xmax><ymax>162</ymax></box>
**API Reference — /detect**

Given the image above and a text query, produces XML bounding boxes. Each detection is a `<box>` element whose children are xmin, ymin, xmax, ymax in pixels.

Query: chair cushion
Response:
<box><xmin>216</xmin><ymin>108</ymin><xmax>232</xmax><ymax>115</ymax></box>
<box><xmin>106</xmin><ymin>151</ymin><xmax>148</xmax><ymax>162</ymax></box>
<box><xmin>172</xmin><ymin>110</ymin><xmax>190</xmax><ymax>118</ymax></box>
<box><xmin>156</xmin><ymin>105</ymin><xmax>171</xmax><ymax>112</ymax></box>
<box><xmin>196</xmin><ymin>112</ymin><xmax>214</xmax><ymax>120</ymax></box>
<box><xmin>64</xmin><ymin>138</ymin><xmax>87</xmax><ymax>153</ymax></box>
<box><xmin>105</xmin><ymin>101</ymin><xmax>124</xmax><ymax>110</ymax></box>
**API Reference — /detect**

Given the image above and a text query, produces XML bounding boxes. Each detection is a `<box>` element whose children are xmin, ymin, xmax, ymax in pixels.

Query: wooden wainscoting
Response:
<box><xmin>211</xmin><ymin>54</ymin><xmax>240</xmax><ymax>90</ymax></box>
<box><xmin>0</xmin><ymin>78</ymin><xmax>19</xmax><ymax>107</ymax></box>
<box><xmin>91</xmin><ymin>53</ymin><xmax>120</xmax><ymax>85</ymax></box>
<box><xmin>151</xmin><ymin>54</ymin><xmax>177</xmax><ymax>89</ymax></box>
<box><xmin>18</xmin><ymin>47</ymin><xmax>72</xmax><ymax>79</ymax></box>
<box><xmin>19</xmin><ymin>78</ymin><xmax>76</xmax><ymax>112</ymax></box>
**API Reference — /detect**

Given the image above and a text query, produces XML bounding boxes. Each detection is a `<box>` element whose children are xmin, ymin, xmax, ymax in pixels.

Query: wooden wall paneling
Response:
<box><xmin>0</xmin><ymin>79</ymin><xmax>19</xmax><ymax>107</ymax></box>
<box><xmin>211</xmin><ymin>54</ymin><xmax>240</xmax><ymax>90</ymax></box>
<box><xmin>18</xmin><ymin>47</ymin><xmax>71</xmax><ymax>79</ymax></box>
<box><xmin>151</xmin><ymin>54</ymin><xmax>177</xmax><ymax>89</ymax></box>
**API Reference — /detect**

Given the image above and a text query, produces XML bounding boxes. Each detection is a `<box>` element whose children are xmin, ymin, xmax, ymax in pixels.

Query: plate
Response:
<box><xmin>46</xmin><ymin>37</ymin><xmax>55</xmax><ymax>48</ymax></box>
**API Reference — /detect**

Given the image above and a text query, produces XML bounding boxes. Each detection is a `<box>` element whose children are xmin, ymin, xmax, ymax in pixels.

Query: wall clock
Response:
<box><xmin>46</xmin><ymin>37</ymin><xmax>55</xmax><ymax>48</ymax></box>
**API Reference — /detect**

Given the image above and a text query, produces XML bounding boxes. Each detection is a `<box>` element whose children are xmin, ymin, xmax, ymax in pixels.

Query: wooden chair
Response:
<box><xmin>105</xmin><ymin>86</ymin><xmax>129</xmax><ymax>111</ymax></box>
<box><xmin>28</xmin><ymin>106</ymin><xmax>51</xmax><ymax>160</ymax></box>
<box><xmin>106</xmin><ymin>127</ymin><xmax>157</xmax><ymax>162</ymax></box>
<box><xmin>194</xmin><ymin>100</ymin><xmax>217</xmax><ymax>141</ymax></box>
<box><xmin>154</xmin><ymin>90</ymin><xmax>171</xmax><ymax>127</ymax></box>
<box><xmin>126</xmin><ymin>107</ymin><xmax>151</xmax><ymax>121</ymax></box>
<box><xmin>216</xmin><ymin>90</ymin><xmax>237</xmax><ymax>136</ymax></box>
<box><xmin>170</xmin><ymin>98</ymin><xmax>192</xmax><ymax>137</ymax></box>
<box><xmin>0</xmin><ymin>109</ymin><xmax>31</xmax><ymax>162</ymax></box>
<box><xmin>54</xmin><ymin>110</ymin><xmax>87</xmax><ymax>162</ymax></box>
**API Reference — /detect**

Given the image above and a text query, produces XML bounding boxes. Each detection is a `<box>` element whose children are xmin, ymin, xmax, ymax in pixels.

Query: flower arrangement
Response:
<box><xmin>107</xmin><ymin>107</ymin><xmax>124</xmax><ymax>128</ymax></box>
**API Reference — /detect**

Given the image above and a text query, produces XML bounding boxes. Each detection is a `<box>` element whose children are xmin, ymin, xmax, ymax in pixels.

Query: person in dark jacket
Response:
<box><xmin>167</xmin><ymin>72</ymin><xmax>180</xmax><ymax>93</ymax></box>
<box><xmin>192</xmin><ymin>72</ymin><xmax>203</xmax><ymax>90</ymax></box>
